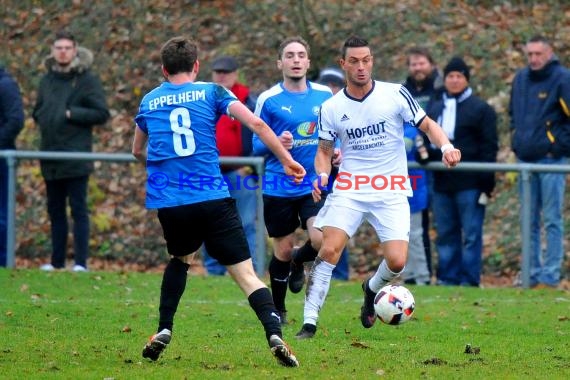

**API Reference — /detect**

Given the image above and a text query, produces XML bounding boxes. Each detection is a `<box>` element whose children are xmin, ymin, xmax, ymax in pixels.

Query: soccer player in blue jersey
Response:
<box><xmin>132</xmin><ymin>36</ymin><xmax>304</xmax><ymax>367</ymax></box>
<box><xmin>253</xmin><ymin>36</ymin><xmax>334</xmax><ymax>325</ymax></box>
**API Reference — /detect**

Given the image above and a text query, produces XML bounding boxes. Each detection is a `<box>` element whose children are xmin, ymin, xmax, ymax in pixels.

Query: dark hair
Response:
<box><xmin>160</xmin><ymin>36</ymin><xmax>198</xmax><ymax>75</ymax></box>
<box><xmin>527</xmin><ymin>34</ymin><xmax>551</xmax><ymax>46</ymax></box>
<box><xmin>278</xmin><ymin>36</ymin><xmax>310</xmax><ymax>59</ymax></box>
<box><xmin>406</xmin><ymin>46</ymin><xmax>435</xmax><ymax>65</ymax></box>
<box><xmin>341</xmin><ymin>35</ymin><xmax>369</xmax><ymax>58</ymax></box>
<box><xmin>54</xmin><ymin>29</ymin><xmax>76</xmax><ymax>46</ymax></box>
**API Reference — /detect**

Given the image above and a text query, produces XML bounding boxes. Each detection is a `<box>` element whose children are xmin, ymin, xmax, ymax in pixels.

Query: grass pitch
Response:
<box><xmin>0</xmin><ymin>269</ymin><xmax>568</xmax><ymax>379</ymax></box>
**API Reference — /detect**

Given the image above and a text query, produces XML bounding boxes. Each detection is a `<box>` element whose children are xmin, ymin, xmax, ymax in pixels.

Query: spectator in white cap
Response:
<box><xmin>316</xmin><ymin>66</ymin><xmax>350</xmax><ymax>281</ymax></box>
<box><xmin>317</xmin><ymin>67</ymin><xmax>345</xmax><ymax>95</ymax></box>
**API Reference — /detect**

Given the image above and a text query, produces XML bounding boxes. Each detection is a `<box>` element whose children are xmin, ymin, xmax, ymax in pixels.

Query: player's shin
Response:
<box><xmin>158</xmin><ymin>257</ymin><xmax>190</xmax><ymax>331</ymax></box>
<box><xmin>303</xmin><ymin>256</ymin><xmax>335</xmax><ymax>326</ymax></box>
<box><xmin>248</xmin><ymin>287</ymin><xmax>282</xmax><ymax>341</ymax></box>
<box><xmin>368</xmin><ymin>259</ymin><xmax>403</xmax><ymax>293</ymax></box>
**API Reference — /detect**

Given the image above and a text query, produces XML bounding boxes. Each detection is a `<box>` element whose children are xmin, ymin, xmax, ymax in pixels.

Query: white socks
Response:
<box><xmin>303</xmin><ymin>257</ymin><xmax>335</xmax><ymax>326</ymax></box>
<box><xmin>368</xmin><ymin>260</ymin><xmax>403</xmax><ymax>293</ymax></box>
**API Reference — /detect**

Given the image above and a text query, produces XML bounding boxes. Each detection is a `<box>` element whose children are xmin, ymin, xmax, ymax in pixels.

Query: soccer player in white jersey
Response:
<box><xmin>133</xmin><ymin>36</ymin><xmax>303</xmax><ymax>367</ymax></box>
<box><xmin>295</xmin><ymin>35</ymin><xmax>461</xmax><ymax>339</ymax></box>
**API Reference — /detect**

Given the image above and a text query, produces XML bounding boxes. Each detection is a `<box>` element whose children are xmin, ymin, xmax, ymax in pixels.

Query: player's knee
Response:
<box><xmin>386</xmin><ymin>257</ymin><xmax>406</xmax><ymax>273</ymax></box>
<box><xmin>319</xmin><ymin>244</ymin><xmax>341</xmax><ymax>262</ymax></box>
<box><xmin>172</xmin><ymin>253</ymin><xmax>192</xmax><ymax>264</ymax></box>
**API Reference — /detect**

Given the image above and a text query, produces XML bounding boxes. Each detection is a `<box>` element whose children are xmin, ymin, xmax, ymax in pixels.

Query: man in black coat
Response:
<box><xmin>0</xmin><ymin>65</ymin><xmax>24</xmax><ymax>267</ymax></box>
<box><xmin>425</xmin><ymin>57</ymin><xmax>498</xmax><ymax>287</ymax></box>
<box><xmin>402</xmin><ymin>46</ymin><xmax>443</xmax><ymax>282</ymax></box>
<box><xmin>33</xmin><ymin>30</ymin><xmax>109</xmax><ymax>272</ymax></box>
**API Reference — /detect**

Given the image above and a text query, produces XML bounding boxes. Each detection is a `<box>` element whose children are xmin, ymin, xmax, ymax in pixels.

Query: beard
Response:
<box><xmin>286</xmin><ymin>74</ymin><xmax>305</xmax><ymax>83</ymax></box>
<box><xmin>412</xmin><ymin>72</ymin><xmax>428</xmax><ymax>83</ymax></box>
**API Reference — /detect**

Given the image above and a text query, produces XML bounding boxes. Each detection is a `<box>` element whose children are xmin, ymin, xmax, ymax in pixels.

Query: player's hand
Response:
<box><xmin>283</xmin><ymin>160</ymin><xmax>306</xmax><ymax>184</ymax></box>
<box><xmin>312</xmin><ymin>174</ymin><xmax>328</xmax><ymax>202</ymax></box>
<box><xmin>331</xmin><ymin>148</ymin><xmax>342</xmax><ymax>167</ymax></box>
<box><xmin>442</xmin><ymin>148</ymin><xmax>461</xmax><ymax>168</ymax></box>
<box><xmin>279</xmin><ymin>131</ymin><xmax>294</xmax><ymax>150</ymax></box>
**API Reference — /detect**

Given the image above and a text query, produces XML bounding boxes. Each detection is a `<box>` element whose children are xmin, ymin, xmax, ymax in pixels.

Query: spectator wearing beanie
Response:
<box><xmin>422</xmin><ymin>56</ymin><xmax>498</xmax><ymax>287</ymax></box>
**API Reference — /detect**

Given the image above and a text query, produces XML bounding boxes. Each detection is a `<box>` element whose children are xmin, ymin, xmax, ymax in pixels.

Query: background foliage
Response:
<box><xmin>1</xmin><ymin>1</ymin><xmax>570</xmax><ymax>279</ymax></box>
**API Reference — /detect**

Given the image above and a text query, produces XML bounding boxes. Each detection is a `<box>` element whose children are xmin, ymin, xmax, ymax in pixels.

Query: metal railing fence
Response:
<box><xmin>2</xmin><ymin>150</ymin><xmax>570</xmax><ymax>287</ymax></box>
<box><xmin>0</xmin><ymin>150</ymin><xmax>266</xmax><ymax>274</ymax></box>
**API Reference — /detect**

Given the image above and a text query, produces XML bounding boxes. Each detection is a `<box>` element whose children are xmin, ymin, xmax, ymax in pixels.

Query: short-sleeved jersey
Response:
<box><xmin>135</xmin><ymin>81</ymin><xmax>237</xmax><ymax>209</ymax></box>
<box><xmin>252</xmin><ymin>81</ymin><xmax>332</xmax><ymax>197</ymax></box>
<box><xmin>318</xmin><ymin>81</ymin><xmax>426</xmax><ymax>198</ymax></box>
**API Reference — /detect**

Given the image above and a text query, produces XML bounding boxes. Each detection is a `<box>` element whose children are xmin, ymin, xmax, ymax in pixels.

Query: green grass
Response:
<box><xmin>1</xmin><ymin>269</ymin><xmax>568</xmax><ymax>380</ymax></box>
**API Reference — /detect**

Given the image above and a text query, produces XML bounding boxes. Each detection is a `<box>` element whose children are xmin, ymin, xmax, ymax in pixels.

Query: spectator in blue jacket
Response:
<box><xmin>509</xmin><ymin>35</ymin><xmax>570</xmax><ymax>289</ymax></box>
<box><xmin>0</xmin><ymin>65</ymin><xmax>24</xmax><ymax>267</ymax></box>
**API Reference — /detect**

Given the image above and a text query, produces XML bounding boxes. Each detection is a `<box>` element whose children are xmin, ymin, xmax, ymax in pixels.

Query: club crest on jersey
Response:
<box><xmin>297</xmin><ymin>121</ymin><xmax>317</xmax><ymax>137</ymax></box>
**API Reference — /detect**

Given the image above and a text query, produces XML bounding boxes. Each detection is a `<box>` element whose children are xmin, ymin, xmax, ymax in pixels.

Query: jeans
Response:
<box><xmin>433</xmin><ymin>189</ymin><xmax>485</xmax><ymax>286</ymax></box>
<box><xmin>45</xmin><ymin>176</ymin><xmax>90</xmax><ymax>268</ymax></box>
<box><xmin>519</xmin><ymin>157</ymin><xmax>566</xmax><ymax>286</ymax></box>
<box><xmin>403</xmin><ymin>211</ymin><xmax>430</xmax><ymax>284</ymax></box>
<box><xmin>0</xmin><ymin>159</ymin><xmax>7</xmax><ymax>266</ymax></box>
<box><xmin>203</xmin><ymin>170</ymin><xmax>257</xmax><ymax>275</ymax></box>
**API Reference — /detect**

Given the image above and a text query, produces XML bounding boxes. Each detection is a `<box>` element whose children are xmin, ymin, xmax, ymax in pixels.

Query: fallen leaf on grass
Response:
<box><xmin>423</xmin><ymin>358</ymin><xmax>447</xmax><ymax>365</ymax></box>
<box><xmin>350</xmin><ymin>340</ymin><xmax>370</xmax><ymax>349</ymax></box>
<box><xmin>465</xmin><ymin>344</ymin><xmax>481</xmax><ymax>354</ymax></box>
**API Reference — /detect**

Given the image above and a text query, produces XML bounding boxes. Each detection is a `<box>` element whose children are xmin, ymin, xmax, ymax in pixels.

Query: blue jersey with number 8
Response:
<box><xmin>135</xmin><ymin>81</ymin><xmax>237</xmax><ymax>209</ymax></box>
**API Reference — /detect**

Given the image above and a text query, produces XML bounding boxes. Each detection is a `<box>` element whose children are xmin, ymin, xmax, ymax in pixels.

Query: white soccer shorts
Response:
<box><xmin>314</xmin><ymin>192</ymin><xmax>410</xmax><ymax>242</ymax></box>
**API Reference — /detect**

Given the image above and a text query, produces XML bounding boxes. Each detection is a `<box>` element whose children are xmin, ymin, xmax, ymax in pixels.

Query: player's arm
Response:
<box><xmin>132</xmin><ymin>125</ymin><xmax>148</xmax><ymax>163</ymax></box>
<box><xmin>417</xmin><ymin>116</ymin><xmax>461</xmax><ymax>168</ymax></box>
<box><xmin>229</xmin><ymin>101</ymin><xmax>306</xmax><ymax>182</ymax></box>
<box><xmin>312</xmin><ymin>138</ymin><xmax>335</xmax><ymax>202</ymax></box>
<box><xmin>315</xmin><ymin>138</ymin><xmax>334</xmax><ymax>182</ymax></box>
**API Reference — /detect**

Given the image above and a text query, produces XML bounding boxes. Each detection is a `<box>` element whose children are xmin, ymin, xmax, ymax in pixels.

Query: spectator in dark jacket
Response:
<box><xmin>403</xmin><ymin>46</ymin><xmax>443</xmax><ymax>280</ymax></box>
<box><xmin>425</xmin><ymin>57</ymin><xmax>498</xmax><ymax>287</ymax></box>
<box><xmin>33</xmin><ymin>30</ymin><xmax>109</xmax><ymax>272</ymax></box>
<box><xmin>509</xmin><ymin>35</ymin><xmax>570</xmax><ymax>289</ymax></box>
<box><xmin>0</xmin><ymin>65</ymin><xmax>24</xmax><ymax>267</ymax></box>
<box><xmin>403</xmin><ymin>46</ymin><xmax>443</xmax><ymax>110</ymax></box>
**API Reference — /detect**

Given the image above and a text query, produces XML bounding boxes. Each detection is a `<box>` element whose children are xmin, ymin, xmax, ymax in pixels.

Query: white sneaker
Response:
<box><xmin>72</xmin><ymin>265</ymin><xmax>88</xmax><ymax>272</ymax></box>
<box><xmin>40</xmin><ymin>264</ymin><xmax>55</xmax><ymax>271</ymax></box>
